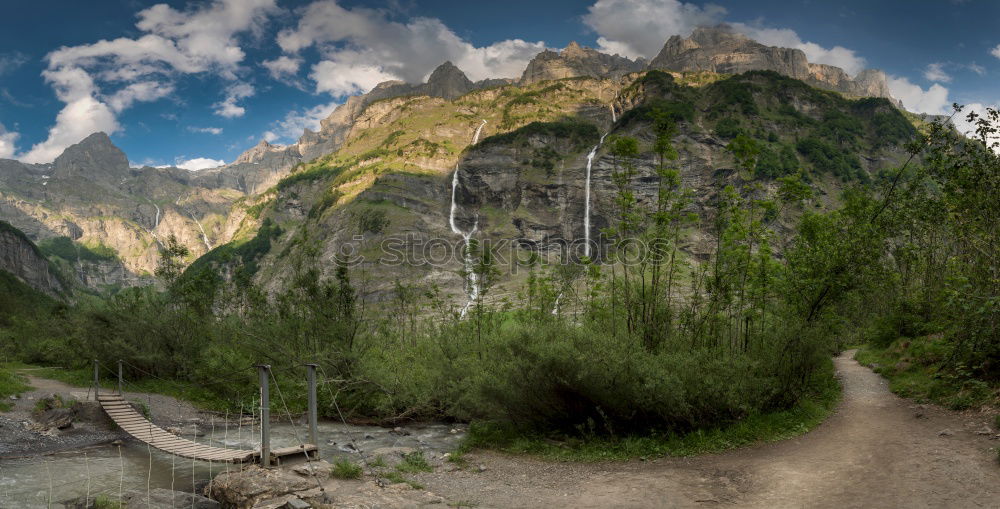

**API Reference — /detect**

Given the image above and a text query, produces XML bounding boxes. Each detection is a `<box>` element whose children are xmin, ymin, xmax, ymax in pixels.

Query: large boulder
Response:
<box><xmin>63</xmin><ymin>488</ymin><xmax>219</xmax><ymax>509</ymax></box>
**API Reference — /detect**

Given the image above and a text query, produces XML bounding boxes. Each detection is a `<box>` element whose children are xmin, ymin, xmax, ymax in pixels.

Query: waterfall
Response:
<box><xmin>451</xmin><ymin>120</ymin><xmax>487</xmax><ymax>317</ymax></box>
<box><xmin>472</xmin><ymin>119</ymin><xmax>487</xmax><ymax>145</ymax></box>
<box><xmin>189</xmin><ymin>212</ymin><xmax>212</xmax><ymax>250</ymax></box>
<box><xmin>610</xmin><ymin>104</ymin><xmax>617</xmax><ymax>123</ymax></box>
<box><xmin>583</xmin><ymin>133</ymin><xmax>608</xmax><ymax>258</ymax></box>
<box><xmin>153</xmin><ymin>203</ymin><xmax>161</xmax><ymax>229</ymax></box>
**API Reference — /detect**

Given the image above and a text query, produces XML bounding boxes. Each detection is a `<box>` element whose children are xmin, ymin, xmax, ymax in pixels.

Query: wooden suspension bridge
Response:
<box><xmin>93</xmin><ymin>361</ymin><xmax>319</xmax><ymax>466</ymax></box>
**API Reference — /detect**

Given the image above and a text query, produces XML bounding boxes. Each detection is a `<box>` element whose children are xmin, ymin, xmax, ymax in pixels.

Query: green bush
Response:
<box><xmin>331</xmin><ymin>459</ymin><xmax>363</xmax><ymax>479</ymax></box>
<box><xmin>351</xmin><ymin>207</ymin><xmax>390</xmax><ymax>234</ymax></box>
<box><xmin>38</xmin><ymin>236</ymin><xmax>118</xmax><ymax>262</ymax></box>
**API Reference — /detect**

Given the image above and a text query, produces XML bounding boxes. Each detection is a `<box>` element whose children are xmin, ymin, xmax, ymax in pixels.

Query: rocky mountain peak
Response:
<box><xmin>53</xmin><ymin>132</ymin><xmax>129</xmax><ymax>177</ymax></box>
<box><xmin>425</xmin><ymin>61</ymin><xmax>475</xmax><ymax>99</ymax></box>
<box><xmin>562</xmin><ymin>41</ymin><xmax>586</xmax><ymax>57</ymax></box>
<box><xmin>234</xmin><ymin>139</ymin><xmax>281</xmax><ymax>165</ymax></box>
<box><xmin>650</xmin><ymin>25</ymin><xmax>899</xmax><ymax>104</ymax></box>
<box><xmin>520</xmin><ymin>42</ymin><xmax>644</xmax><ymax>84</ymax></box>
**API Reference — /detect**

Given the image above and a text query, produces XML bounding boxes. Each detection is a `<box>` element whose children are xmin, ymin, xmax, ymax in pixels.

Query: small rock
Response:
<box><xmin>477</xmin><ymin>464</ymin><xmax>487</xmax><ymax>473</ymax></box>
<box><xmin>112</xmin><ymin>439</ymin><xmax>124</xmax><ymax>446</ymax></box>
<box><xmin>449</xmin><ymin>428</ymin><xmax>459</xmax><ymax>434</ymax></box>
<box><xmin>938</xmin><ymin>429</ymin><xmax>954</xmax><ymax>437</ymax></box>
<box><xmin>364</xmin><ymin>433</ymin><xmax>375</xmax><ymax>440</ymax></box>
<box><xmin>974</xmin><ymin>427</ymin><xmax>993</xmax><ymax>436</ymax></box>
<box><xmin>9</xmin><ymin>395</ymin><xmax>18</xmax><ymax>401</ymax></box>
<box><xmin>284</xmin><ymin>498</ymin><xmax>311</xmax><ymax>509</ymax></box>
<box><xmin>390</xmin><ymin>427</ymin><xmax>411</xmax><ymax>436</ymax></box>
<box><xmin>914</xmin><ymin>412</ymin><xmax>925</xmax><ymax>419</ymax></box>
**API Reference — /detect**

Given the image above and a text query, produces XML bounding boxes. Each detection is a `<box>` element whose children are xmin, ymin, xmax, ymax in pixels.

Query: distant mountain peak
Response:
<box><xmin>53</xmin><ymin>131</ymin><xmax>129</xmax><ymax>177</ymax></box>
<box><xmin>650</xmin><ymin>25</ymin><xmax>899</xmax><ymax>105</ymax></box>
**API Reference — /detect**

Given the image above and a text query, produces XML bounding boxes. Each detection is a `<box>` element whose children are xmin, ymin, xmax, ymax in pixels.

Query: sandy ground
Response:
<box><xmin>414</xmin><ymin>350</ymin><xmax>1000</xmax><ymax>508</ymax></box>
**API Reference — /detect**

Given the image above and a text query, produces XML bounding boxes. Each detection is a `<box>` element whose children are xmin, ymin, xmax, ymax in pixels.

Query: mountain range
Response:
<box><xmin>0</xmin><ymin>25</ymin><xmax>916</xmax><ymax>299</ymax></box>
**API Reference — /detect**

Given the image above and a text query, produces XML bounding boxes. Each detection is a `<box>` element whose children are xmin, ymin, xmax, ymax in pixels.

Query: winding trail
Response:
<box><xmin>419</xmin><ymin>351</ymin><xmax>1000</xmax><ymax>508</ymax></box>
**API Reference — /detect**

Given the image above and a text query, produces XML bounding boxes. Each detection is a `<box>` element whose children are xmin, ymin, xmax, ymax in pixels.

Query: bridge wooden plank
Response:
<box><xmin>99</xmin><ymin>398</ymin><xmax>258</xmax><ymax>464</ymax></box>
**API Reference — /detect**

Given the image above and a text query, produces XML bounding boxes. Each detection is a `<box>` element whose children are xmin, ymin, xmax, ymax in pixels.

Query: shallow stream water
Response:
<box><xmin>0</xmin><ymin>420</ymin><xmax>465</xmax><ymax>508</ymax></box>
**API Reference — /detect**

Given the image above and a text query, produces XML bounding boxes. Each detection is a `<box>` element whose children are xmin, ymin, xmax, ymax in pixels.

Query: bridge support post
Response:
<box><xmin>92</xmin><ymin>359</ymin><xmax>98</xmax><ymax>400</ymax></box>
<box><xmin>117</xmin><ymin>360</ymin><xmax>123</xmax><ymax>395</ymax></box>
<box><xmin>258</xmin><ymin>364</ymin><xmax>271</xmax><ymax>467</ymax></box>
<box><xmin>306</xmin><ymin>364</ymin><xmax>318</xmax><ymax>449</ymax></box>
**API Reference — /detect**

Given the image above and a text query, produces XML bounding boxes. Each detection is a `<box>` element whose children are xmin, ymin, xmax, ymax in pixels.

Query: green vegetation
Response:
<box><xmin>383</xmin><ymin>471</ymin><xmax>424</xmax><ymax>490</ymax></box>
<box><xmin>1</xmin><ymin>72</ymin><xmax>994</xmax><ymax>465</ymax></box>
<box><xmin>478</xmin><ymin>119</ymin><xmax>599</xmax><ymax>152</ymax></box>
<box><xmin>396</xmin><ymin>451</ymin><xmax>433</xmax><ymax>473</ymax></box>
<box><xmin>38</xmin><ymin>236</ymin><xmax>118</xmax><ymax>262</ymax></box>
<box><xmin>331</xmin><ymin>459</ymin><xmax>364</xmax><ymax>479</ymax></box>
<box><xmin>350</xmin><ymin>206</ymin><xmax>390</xmax><ymax>234</ymax></box>
<box><xmin>0</xmin><ymin>368</ymin><xmax>29</xmax><ymax>411</ymax></box>
<box><xmin>465</xmin><ymin>358</ymin><xmax>839</xmax><ymax>460</ymax></box>
<box><xmin>93</xmin><ymin>494</ymin><xmax>123</xmax><ymax>509</ymax></box>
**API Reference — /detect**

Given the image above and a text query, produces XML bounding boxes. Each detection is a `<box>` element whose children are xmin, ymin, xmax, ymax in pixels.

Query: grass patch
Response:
<box><xmin>396</xmin><ymin>451</ymin><xmax>433</xmax><ymax>473</ymax></box>
<box><xmin>461</xmin><ymin>357</ymin><xmax>841</xmax><ymax>461</ymax></box>
<box><xmin>331</xmin><ymin>459</ymin><xmax>363</xmax><ymax>479</ymax></box>
<box><xmin>383</xmin><ymin>471</ymin><xmax>424</xmax><ymax>490</ymax></box>
<box><xmin>0</xmin><ymin>367</ymin><xmax>30</xmax><ymax>411</ymax></box>
<box><xmin>93</xmin><ymin>494</ymin><xmax>123</xmax><ymax>509</ymax></box>
<box><xmin>855</xmin><ymin>337</ymin><xmax>999</xmax><ymax>410</ymax></box>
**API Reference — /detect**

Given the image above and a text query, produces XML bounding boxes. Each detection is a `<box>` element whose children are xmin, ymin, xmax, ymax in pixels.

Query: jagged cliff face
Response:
<box><xmin>650</xmin><ymin>26</ymin><xmax>899</xmax><ymax>105</ymax></box>
<box><xmin>0</xmin><ymin>28</ymin><xmax>913</xmax><ymax>297</ymax></box>
<box><xmin>0</xmin><ymin>221</ymin><xmax>64</xmax><ymax>296</ymax></box>
<box><xmin>0</xmin><ymin>133</ymin><xmax>246</xmax><ymax>288</ymax></box>
<box><xmin>197</xmin><ymin>70</ymin><xmax>912</xmax><ymax>308</ymax></box>
<box><xmin>520</xmin><ymin>42</ymin><xmax>645</xmax><ymax>84</ymax></box>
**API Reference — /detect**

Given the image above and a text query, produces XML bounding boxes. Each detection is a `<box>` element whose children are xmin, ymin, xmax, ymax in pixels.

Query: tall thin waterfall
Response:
<box><xmin>583</xmin><ymin>133</ymin><xmax>608</xmax><ymax>258</ymax></box>
<box><xmin>472</xmin><ymin>119</ymin><xmax>487</xmax><ymax>144</ymax></box>
<box><xmin>451</xmin><ymin>120</ymin><xmax>487</xmax><ymax>317</ymax></box>
<box><xmin>189</xmin><ymin>212</ymin><xmax>212</xmax><ymax>250</ymax></box>
<box><xmin>610</xmin><ymin>104</ymin><xmax>617</xmax><ymax>123</ymax></box>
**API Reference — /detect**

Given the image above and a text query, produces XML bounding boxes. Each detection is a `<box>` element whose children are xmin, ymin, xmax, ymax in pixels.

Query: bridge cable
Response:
<box><xmin>146</xmin><ymin>388</ymin><xmax>153</xmax><ymax>509</ymax></box>
<box><xmin>117</xmin><ymin>443</ymin><xmax>124</xmax><ymax>507</ymax></box>
<box><xmin>45</xmin><ymin>458</ymin><xmax>51</xmax><ymax>509</ymax></box>
<box><xmin>267</xmin><ymin>369</ymin><xmax>326</xmax><ymax>497</ymax></box>
<box><xmin>316</xmin><ymin>364</ymin><xmax>379</xmax><ymax>485</ymax></box>
<box><xmin>84</xmin><ymin>451</ymin><xmax>91</xmax><ymax>509</ymax></box>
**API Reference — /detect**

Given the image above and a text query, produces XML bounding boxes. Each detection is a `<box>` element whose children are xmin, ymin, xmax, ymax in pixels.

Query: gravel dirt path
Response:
<box><xmin>417</xmin><ymin>350</ymin><xmax>1000</xmax><ymax>508</ymax></box>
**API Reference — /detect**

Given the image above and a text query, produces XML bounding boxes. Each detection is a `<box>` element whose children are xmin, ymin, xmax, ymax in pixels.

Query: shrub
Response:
<box><xmin>351</xmin><ymin>207</ymin><xmax>390</xmax><ymax>234</ymax></box>
<box><xmin>396</xmin><ymin>451</ymin><xmax>433</xmax><ymax>473</ymax></box>
<box><xmin>331</xmin><ymin>459</ymin><xmax>363</xmax><ymax>479</ymax></box>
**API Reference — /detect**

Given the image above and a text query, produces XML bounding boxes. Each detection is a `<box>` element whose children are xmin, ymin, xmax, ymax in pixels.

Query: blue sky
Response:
<box><xmin>0</xmin><ymin>0</ymin><xmax>997</xmax><ymax>169</ymax></box>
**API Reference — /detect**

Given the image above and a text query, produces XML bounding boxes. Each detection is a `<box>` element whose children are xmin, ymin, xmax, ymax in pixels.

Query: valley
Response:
<box><xmin>0</xmin><ymin>15</ymin><xmax>997</xmax><ymax>509</ymax></box>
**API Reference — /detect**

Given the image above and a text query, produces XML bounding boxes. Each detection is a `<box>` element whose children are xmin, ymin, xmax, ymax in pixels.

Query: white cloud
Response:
<box><xmin>583</xmin><ymin>0</ymin><xmax>727</xmax><ymax>59</ymax></box>
<box><xmin>188</xmin><ymin>126</ymin><xmax>223</xmax><ymax>135</ymax></box>
<box><xmin>968</xmin><ymin>63</ymin><xmax>986</xmax><ymax>75</ymax></box>
<box><xmin>277</xmin><ymin>0</ymin><xmax>547</xmax><ymax>95</ymax></box>
<box><xmin>731</xmin><ymin>24</ymin><xmax>866</xmax><ymax>75</ymax></box>
<box><xmin>175</xmin><ymin>157</ymin><xmax>225</xmax><ymax>170</ymax></box>
<box><xmin>106</xmin><ymin>81</ymin><xmax>175</xmax><ymax>112</ymax></box>
<box><xmin>213</xmin><ymin>82</ymin><xmax>254</xmax><ymax>118</ymax></box>
<box><xmin>0</xmin><ymin>123</ymin><xmax>19</xmax><ymax>159</ymax></box>
<box><xmin>923</xmin><ymin>62</ymin><xmax>951</xmax><ymax>83</ymax></box>
<box><xmin>992</xmin><ymin>44</ymin><xmax>1000</xmax><ymax>60</ymax></box>
<box><xmin>887</xmin><ymin>76</ymin><xmax>950</xmax><ymax>115</ymax></box>
<box><xmin>311</xmin><ymin>57</ymin><xmax>397</xmax><ymax>97</ymax></box>
<box><xmin>582</xmin><ymin>1</ymin><xmax>866</xmax><ymax>75</ymax></box>
<box><xmin>262</xmin><ymin>55</ymin><xmax>302</xmax><ymax>79</ymax></box>
<box><xmin>19</xmin><ymin>0</ymin><xmax>278</xmax><ymax>163</ymax></box>
<box><xmin>263</xmin><ymin>101</ymin><xmax>339</xmax><ymax>142</ymax></box>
